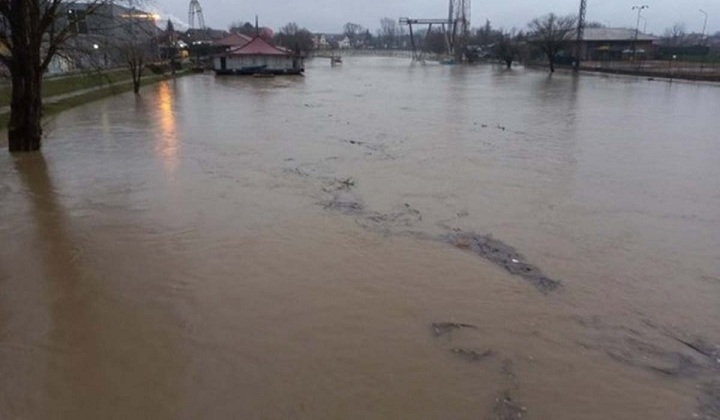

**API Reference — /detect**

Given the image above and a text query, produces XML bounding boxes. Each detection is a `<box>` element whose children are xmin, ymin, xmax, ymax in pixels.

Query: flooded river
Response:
<box><xmin>1</xmin><ymin>58</ymin><xmax>719</xmax><ymax>419</ymax></box>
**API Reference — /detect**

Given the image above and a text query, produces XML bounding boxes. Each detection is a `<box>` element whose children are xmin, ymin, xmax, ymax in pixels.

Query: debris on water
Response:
<box><xmin>339</xmin><ymin>178</ymin><xmax>355</xmax><ymax>189</ymax></box>
<box><xmin>322</xmin><ymin>177</ymin><xmax>356</xmax><ymax>192</ymax></box>
<box><xmin>431</xmin><ymin>322</ymin><xmax>478</xmax><ymax>338</ymax></box>
<box><xmin>667</xmin><ymin>335</ymin><xmax>719</xmax><ymax>362</ymax></box>
<box><xmin>698</xmin><ymin>381</ymin><xmax>720</xmax><ymax>419</ymax></box>
<box><xmin>322</xmin><ymin>194</ymin><xmax>364</xmax><ymax>215</ymax></box>
<box><xmin>359</xmin><ymin>203</ymin><xmax>422</xmax><ymax>231</ymax></box>
<box><xmin>450</xmin><ymin>348</ymin><xmax>494</xmax><ymax>362</ymax></box>
<box><xmin>445</xmin><ymin>232</ymin><xmax>561</xmax><ymax>293</ymax></box>
<box><xmin>342</xmin><ymin>139</ymin><xmax>395</xmax><ymax>160</ymax></box>
<box><xmin>321</xmin><ymin>178</ymin><xmax>364</xmax><ymax>214</ymax></box>
<box><xmin>493</xmin><ymin>390</ymin><xmax>527</xmax><ymax>420</ymax></box>
<box><xmin>283</xmin><ymin>167</ymin><xmax>310</xmax><ymax>177</ymax></box>
<box><xmin>575</xmin><ymin>316</ymin><xmax>720</xmax><ymax>418</ymax></box>
<box><xmin>501</xmin><ymin>359</ymin><xmax>516</xmax><ymax>380</ymax></box>
<box><xmin>700</xmin><ymin>275</ymin><xmax>720</xmax><ymax>285</ymax></box>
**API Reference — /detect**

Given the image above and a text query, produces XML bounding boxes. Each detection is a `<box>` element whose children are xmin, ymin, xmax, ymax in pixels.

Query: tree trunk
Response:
<box><xmin>547</xmin><ymin>54</ymin><xmax>556</xmax><ymax>73</ymax></box>
<box><xmin>133</xmin><ymin>76</ymin><xmax>141</xmax><ymax>94</ymax></box>
<box><xmin>7</xmin><ymin>0</ymin><xmax>44</xmax><ymax>152</ymax></box>
<box><xmin>130</xmin><ymin>58</ymin><xmax>144</xmax><ymax>94</ymax></box>
<box><xmin>8</xmin><ymin>73</ymin><xmax>43</xmax><ymax>152</ymax></box>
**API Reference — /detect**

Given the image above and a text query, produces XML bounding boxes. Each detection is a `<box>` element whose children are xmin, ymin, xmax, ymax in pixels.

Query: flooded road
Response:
<box><xmin>1</xmin><ymin>57</ymin><xmax>719</xmax><ymax>419</ymax></box>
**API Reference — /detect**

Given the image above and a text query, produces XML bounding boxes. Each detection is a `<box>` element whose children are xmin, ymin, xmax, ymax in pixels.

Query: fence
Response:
<box><xmin>309</xmin><ymin>49</ymin><xmax>414</xmax><ymax>59</ymax></box>
<box><xmin>578</xmin><ymin>58</ymin><xmax>720</xmax><ymax>82</ymax></box>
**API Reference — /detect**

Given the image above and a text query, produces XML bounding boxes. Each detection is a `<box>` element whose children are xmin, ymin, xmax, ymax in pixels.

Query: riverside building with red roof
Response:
<box><xmin>213</xmin><ymin>36</ymin><xmax>304</xmax><ymax>75</ymax></box>
<box><xmin>213</xmin><ymin>32</ymin><xmax>253</xmax><ymax>50</ymax></box>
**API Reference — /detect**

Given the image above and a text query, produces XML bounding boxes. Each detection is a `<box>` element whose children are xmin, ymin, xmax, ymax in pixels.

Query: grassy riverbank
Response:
<box><xmin>0</xmin><ymin>67</ymin><xmax>193</xmax><ymax>129</ymax></box>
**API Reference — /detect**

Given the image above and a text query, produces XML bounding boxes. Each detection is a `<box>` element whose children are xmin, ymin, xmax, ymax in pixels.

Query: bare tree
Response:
<box><xmin>528</xmin><ymin>13</ymin><xmax>577</xmax><ymax>73</ymax></box>
<box><xmin>343</xmin><ymin>22</ymin><xmax>364</xmax><ymax>47</ymax></box>
<box><xmin>494</xmin><ymin>30</ymin><xmax>520</xmax><ymax>69</ymax></box>
<box><xmin>121</xmin><ymin>40</ymin><xmax>151</xmax><ymax>94</ymax></box>
<box><xmin>471</xmin><ymin>19</ymin><xmax>502</xmax><ymax>46</ymax></box>
<box><xmin>662</xmin><ymin>23</ymin><xmax>688</xmax><ymax>46</ymax></box>
<box><xmin>274</xmin><ymin>22</ymin><xmax>313</xmax><ymax>54</ymax></box>
<box><xmin>112</xmin><ymin>9</ymin><xmax>158</xmax><ymax>94</ymax></box>
<box><xmin>424</xmin><ymin>28</ymin><xmax>448</xmax><ymax>55</ymax></box>
<box><xmin>0</xmin><ymin>0</ymin><xmax>138</xmax><ymax>152</ymax></box>
<box><xmin>379</xmin><ymin>17</ymin><xmax>399</xmax><ymax>49</ymax></box>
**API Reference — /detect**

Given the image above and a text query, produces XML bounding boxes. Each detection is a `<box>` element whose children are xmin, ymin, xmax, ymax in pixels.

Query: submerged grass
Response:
<box><xmin>0</xmin><ymin>68</ymin><xmax>132</xmax><ymax>107</ymax></box>
<box><xmin>0</xmin><ymin>69</ymin><xmax>192</xmax><ymax>130</ymax></box>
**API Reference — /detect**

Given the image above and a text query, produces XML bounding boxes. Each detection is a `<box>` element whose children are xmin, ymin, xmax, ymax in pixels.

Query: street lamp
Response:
<box><xmin>632</xmin><ymin>5</ymin><xmax>649</xmax><ymax>61</ymax></box>
<box><xmin>639</xmin><ymin>16</ymin><xmax>647</xmax><ymax>34</ymax></box>
<box><xmin>699</xmin><ymin>9</ymin><xmax>708</xmax><ymax>45</ymax></box>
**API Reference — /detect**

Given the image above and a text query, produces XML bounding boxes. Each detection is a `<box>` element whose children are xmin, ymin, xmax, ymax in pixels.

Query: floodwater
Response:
<box><xmin>1</xmin><ymin>57</ymin><xmax>719</xmax><ymax>419</ymax></box>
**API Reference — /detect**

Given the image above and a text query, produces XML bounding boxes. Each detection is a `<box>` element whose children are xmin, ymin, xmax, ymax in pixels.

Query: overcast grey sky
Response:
<box><xmin>152</xmin><ymin>0</ymin><xmax>718</xmax><ymax>36</ymax></box>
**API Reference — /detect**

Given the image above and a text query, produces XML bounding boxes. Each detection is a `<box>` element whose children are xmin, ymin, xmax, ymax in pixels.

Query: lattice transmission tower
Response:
<box><xmin>449</xmin><ymin>0</ymin><xmax>471</xmax><ymax>60</ymax></box>
<box><xmin>188</xmin><ymin>0</ymin><xmax>205</xmax><ymax>30</ymax></box>
<box><xmin>574</xmin><ymin>0</ymin><xmax>587</xmax><ymax>71</ymax></box>
<box><xmin>399</xmin><ymin>0</ymin><xmax>470</xmax><ymax>61</ymax></box>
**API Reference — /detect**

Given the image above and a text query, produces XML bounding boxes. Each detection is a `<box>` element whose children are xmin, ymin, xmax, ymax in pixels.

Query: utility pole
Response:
<box><xmin>700</xmin><ymin>9</ymin><xmax>708</xmax><ymax>72</ymax></box>
<box><xmin>699</xmin><ymin>9</ymin><xmax>708</xmax><ymax>45</ymax></box>
<box><xmin>631</xmin><ymin>5</ymin><xmax>648</xmax><ymax>62</ymax></box>
<box><xmin>574</xmin><ymin>0</ymin><xmax>587</xmax><ymax>72</ymax></box>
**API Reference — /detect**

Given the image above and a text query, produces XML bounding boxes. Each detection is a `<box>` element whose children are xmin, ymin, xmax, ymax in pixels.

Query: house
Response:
<box><xmin>313</xmin><ymin>34</ymin><xmax>330</xmax><ymax>50</ymax></box>
<box><xmin>577</xmin><ymin>28</ymin><xmax>657</xmax><ymax>61</ymax></box>
<box><xmin>213</xmin><ymin>32</ymin><xmax>253</xmax><ymax>51</ymax></box>
<box><xmin>214</xmin><ymin>32</ymin><xmax>252</xmax><ymax>49</ymax></box>
<box><xmin>213</xmin><ymin>36</ymin><xmax>304</xmax><ymax>75</ymax></box>
<box><xmin>336</xmin><ymin>35</ymin><xmax>351</xmax><ymax>49</ymax></box>
<box><xmin>61</xmin><ymin>3</ymin><xmax>160</xmax><ymax>70</ymax></box>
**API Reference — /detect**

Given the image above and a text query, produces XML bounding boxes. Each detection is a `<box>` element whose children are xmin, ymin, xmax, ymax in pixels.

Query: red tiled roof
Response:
<box><xmin>214</xmin><ymin>32</ymin><xmax>253</xmax><ymax>47</ymax></box>
<box><xmin>227</xmin><ymin>37</ymin><xmax>290</xmax><ymax>56</ymax></box>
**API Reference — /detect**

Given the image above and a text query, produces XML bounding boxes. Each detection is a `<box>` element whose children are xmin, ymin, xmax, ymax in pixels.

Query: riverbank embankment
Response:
<box><xmin>0</xmin><ymin>67</ymin><xmax>192</xmax><ymax>129</ymax></box>
<box><xmin>523</xmin><ymin>59</ymin><xmax>720</xmax><ymax>82</ymax></box>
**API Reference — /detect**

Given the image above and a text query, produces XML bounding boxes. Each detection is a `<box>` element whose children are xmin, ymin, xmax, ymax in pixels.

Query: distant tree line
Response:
<box><xmin>273</xmin><ymin>22</ymin><xmax>314</xmax><ymax>54</ymax></box>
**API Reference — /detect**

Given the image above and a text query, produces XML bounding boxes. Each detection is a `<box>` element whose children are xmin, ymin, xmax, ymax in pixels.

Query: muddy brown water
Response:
<box><xmin>1</xmin><ymin>57</ymin><xmax>719</xmax><ymax>419</ymax></box>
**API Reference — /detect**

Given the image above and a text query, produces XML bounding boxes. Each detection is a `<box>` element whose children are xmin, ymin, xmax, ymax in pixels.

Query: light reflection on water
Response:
<box><xmin>156</xmin><ymin>81</ymin><xmax>178</xmax><ymax>172</ymax></box>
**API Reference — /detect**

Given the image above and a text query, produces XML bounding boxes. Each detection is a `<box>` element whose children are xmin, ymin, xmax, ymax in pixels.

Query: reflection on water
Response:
<box><xmin>156</xmin><ymin>81</ymin><xmax>178</xmax><ymax>172</ymax></box>
<box><xmin>2</xmin><ymin>155</ymin><xmax>185</xmax><ymax>418</ymax></box>
<box><xmin>1</xmin><ymin>58</ymin><xmax>719</xmax><ymax>419</ymax></box>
